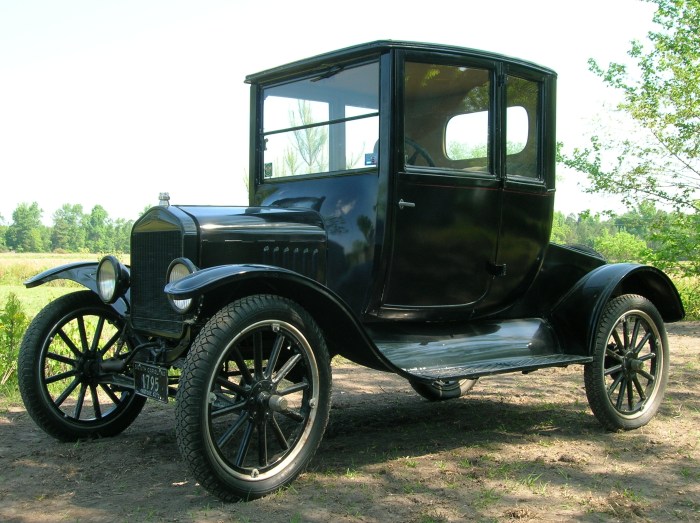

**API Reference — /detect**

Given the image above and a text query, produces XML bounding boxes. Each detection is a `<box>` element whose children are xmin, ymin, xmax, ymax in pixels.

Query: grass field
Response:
<box><xmin>0</xmin><ymin>252</ymin><xmax>130</xmax><ymax>317</ymax></box>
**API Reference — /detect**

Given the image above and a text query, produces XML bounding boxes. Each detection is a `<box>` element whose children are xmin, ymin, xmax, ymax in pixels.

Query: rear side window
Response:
<box><xmin>505</xmin><ymin>75</ymin><xmax>541</xmax><ymax>179</ymax></box>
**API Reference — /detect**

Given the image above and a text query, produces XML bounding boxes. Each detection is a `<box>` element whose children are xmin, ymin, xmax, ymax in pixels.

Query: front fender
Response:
<box><xmin>24</xmin><ymin>261</ymin><xmax>129</xmax><ymax>316</ymax></box>
<box><xmin>165</xmin><ymin>264</ymin><xmax>399</xmax><ymax>373</ymax></box>
<box><xmin>551</xmin><ymin>263</ymin><xmax>684</xmax><ymax>357</ymax></box>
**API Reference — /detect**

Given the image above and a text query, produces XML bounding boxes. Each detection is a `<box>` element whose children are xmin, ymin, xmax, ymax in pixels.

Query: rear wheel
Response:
<box><xmin>410</xmin><ymin>378</ymin><xmax>477</xmax><ymax>401</ymax></box>
<box><xmin>18</xmin><ymin>291</ymin><xmax>145</xmax><ymax>441</ymax></box>
<box><xmin>584</xmin><ymin>294</ymin><xmax>669</xmax><ymax>431</ymax></box>
<box><xmin>175</xmin><ymin>294</ymin><xmax>331</xmax><ymax>501</ymax></box>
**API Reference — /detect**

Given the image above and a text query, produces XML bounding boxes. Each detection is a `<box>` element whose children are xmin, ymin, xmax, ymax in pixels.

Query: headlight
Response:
<box><xmin>166</xmin><ymin>258</ymin><xmax>198</xmax><ymax>313</ymax></box>
<box><xmin>96</xmin><ymin>256</ymin><xmax>129</xmax><ymax>304</ymax></box>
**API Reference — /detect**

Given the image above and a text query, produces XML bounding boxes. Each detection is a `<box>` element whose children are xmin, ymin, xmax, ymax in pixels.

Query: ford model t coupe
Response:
<box><xmin>18</xmin><ymin>41</ymin><xmax>685</xmax><ymax>501</ymax></box>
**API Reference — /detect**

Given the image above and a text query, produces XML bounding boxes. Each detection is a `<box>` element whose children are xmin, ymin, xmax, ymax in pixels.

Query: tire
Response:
<box><xmin>584</xmin><ymin>294</ymin><xmax>669</xmax><ymax>431</ymax></box>
<box><xmin>175</xmin><ymin>294</ymin><xmax>331</xmax><ymax>501</ymax></box>
<box><xmin>410</xmin><ymin>378</ymin><xmax>477</xmax><ymax>401</ymax></box>
<box><xmin>18</xmin><ymin>291</ymin><xmax>146</xmax><ymax>441</ymax></box>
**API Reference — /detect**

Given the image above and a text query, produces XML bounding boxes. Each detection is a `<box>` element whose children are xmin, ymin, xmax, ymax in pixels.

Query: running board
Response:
<box><xmin>369</xmin><ymin>319</ymin><xmax>592</xmax><ymax>381</ymax></box>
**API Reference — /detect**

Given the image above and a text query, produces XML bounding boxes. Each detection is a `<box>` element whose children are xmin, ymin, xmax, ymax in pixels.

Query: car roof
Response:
<box><xmin>245</xmin><ymin>40</ymin><xmax>556</xmax><ymax>85</ymax></box>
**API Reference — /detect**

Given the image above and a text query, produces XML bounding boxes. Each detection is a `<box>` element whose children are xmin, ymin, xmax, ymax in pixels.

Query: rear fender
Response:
<box><xmin>24</xmin><ymin>262</ymin><xmax>129</xmax><ymax>316</ymax></box>
<box><xmin>165</xmin><ymin>264</ymin><xmax>395</xmax><ymax>373</ymax></box>
<box><xmin>551</xmin><ymin>263</ymin><xmax>684</xmax><ymax>357</ymax></box>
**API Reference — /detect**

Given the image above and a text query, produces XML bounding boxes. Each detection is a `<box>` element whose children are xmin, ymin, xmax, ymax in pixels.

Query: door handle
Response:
<box><xmin>398</xmin><ymin>199</ymin><xmax>416</xmax><ymax>210</ymax></box>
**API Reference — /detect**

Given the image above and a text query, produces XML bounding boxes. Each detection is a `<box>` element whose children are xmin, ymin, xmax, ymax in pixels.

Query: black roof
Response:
<box><xmin>245</xmin><ymin>40</ymin><xmax>556</xmax><ymax>84</ymax></box>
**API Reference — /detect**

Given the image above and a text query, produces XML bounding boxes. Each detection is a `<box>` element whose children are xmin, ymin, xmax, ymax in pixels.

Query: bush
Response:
<box><xmin>674</xmin><ymin>277</ymin><xmax>700</xmax><ymax>321</ymax></box>
<box><xmin>0</xmin><ymin>293</ymin><xmax>29</xmax><ymax>388</ymax></box>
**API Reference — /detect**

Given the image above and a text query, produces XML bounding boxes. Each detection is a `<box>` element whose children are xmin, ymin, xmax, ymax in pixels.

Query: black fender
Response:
<box><xmin>24</xmin><ymin>262</ymin><xmax>128</xmax><ymax>316</ymax></box>
<box><xmin>165</xmin><ymin>264</ymin><xmax>396</xmax><ymax>372</ymax></box>
<box><xmin>550</xmin><ymin>262</ymin><xmax>684</xmax><ymax>357</ymax></box>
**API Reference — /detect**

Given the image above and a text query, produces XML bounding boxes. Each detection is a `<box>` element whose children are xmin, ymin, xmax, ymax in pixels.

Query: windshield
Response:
<box><xmin>261</xmin><ymin>61</ymin><xmax>380</xmax><ymax>179</ymax></box>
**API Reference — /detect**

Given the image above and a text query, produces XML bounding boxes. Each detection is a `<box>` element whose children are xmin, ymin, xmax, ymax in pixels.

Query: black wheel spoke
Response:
<box><xmin>90</xmin><ymin>385</ymin><xmax>102</xmax><ymax>419</ymax></box>
<box><xmin>280</xmin><ymin>408</ymin><xmax>304</xmax><ymax>423</ymax></box>
<box><xmin>615</xmin><ymin>377</ymin><xmax>627</xmax><ymax>409</ymax></box>
<box><xmin>607</xmin><ymin>372</ymin><xmax>623</xmax><ymax>396</ymax></box>
<box><xmin>55</xmin><ymin>378</ymin><xmax>81</xmax><ymax>407</ymax></box>
<box><xmin>632</xmin><ymin>375</ymin><xmax>646</xmax><ymax>400</ymax></box>
<box><xmin>77</xmin><ymin>316</ymin><xmax>90</xmax><ymax>353</ymax></box>
<box><xmin>73</xmin><ymin>384</ymin><xmax>87</xmax><ymax>418</ymax></box>
<box><xmin>622</xmin><ymin>318</ymin><xmax>630</xmax><ymax>351</ymax></box>
<box><xmin>215</xmin><ymin>376</ymin><xmax>247</xmax><ymax>396</ymax></box>
<box><xmin>638</xmin><ymin>369</ymin><xmax>655</xmax><ymax>382</ymax></box>
<box><xmin>211</xmin><ymin>399</ymin><xmax>247</xmax><ymax>419</ymax></box>
<box><xmin>611</xmin><ymin>328</ymin><xmax>624</xmax><ymax>353</ymax></box>
<box><xmin>265</xmin><ymin>333</ymin><xmax>285</xmax><ymax>379</ymax></box>
<box><xmin>90</xmin><ymin>317</ymin><xmax>106</xmax><ymax>352</ymax></box>
<box><xmin>258</xmin><ymin>420</ymin><xmax>268</xmax><ymax>466</ymax></box>
<box><xmin>100</xmin><ymin>383</ymin><xmax>122</xmax><ymax>405</ymax></box>
<box><xmin>633</xmin><ymin>331</ymin><xmax>652</xmax><ymax>356</ymax></box>
<box><xmin>217</xmin><ymin>413</ymin><xmax>249</xmax><ymax>447</ymax></box>
<box><xmin>270</xmin><ymin>415</ymin><xmax>289</xmax><ymax>450</ymax></box>
<box><xmin>605</xmin><ymin>347</ymin><xmax>624</xmax><ymax>362</ymax></box>
<box><xmin>278</xmin><ymin>381</ymin><xmax>309</xmax><ymax>396</ymax></box>
<box><xmin>626</xmin><ymin>378</ymin><xmax>635</xmax><ymax>410</ymax></box>
<box><xmin>231</xmin><ymin>348</ymin><xmax>254</xmax><ymax>385</ymax></box>
<box><xmin>253</xmin><ymin>332</ymin><xmax>264</xmax><ymax>380</ymax></box>
<box><xmin>638</xmin><ymin>353</ymin><xmax>656</xmax><ymax>362</ymax></box>
<box><xmin>272</xmin><ymin>354</ymin><xmax>302</xmax><ymax>385</ymax></box>
<box><xmin>234</xmin><ymin>421</ymin><xmax>255</xmax><ymax>467</ymax></box>
<box><xmin>630</xmin><ymin>317</ymin><xmax>641</xmax><ymax>351</ymax></box>
<box><xmin>45</xmin><ymin>369</ymin><xmax>78</xmax><ymax>384</ymax></box>
<box><xmin>98</xmin><ymin>330</ymin><xmax>122</xmax><ymax>357</ymax></box>
<box><xmin>57</xmin><ymin>328</ymin><xmax>83</xmax><ymax>358</ymax></box>
<box><xmin>604</xmin><ymin>364</ymin><xmax>623</xmax><ymax>376</ymax></box>
<box><xmin>46</xmin><ymin>351</ymin><xmax>76</xmax><ymax>366</ymax></box>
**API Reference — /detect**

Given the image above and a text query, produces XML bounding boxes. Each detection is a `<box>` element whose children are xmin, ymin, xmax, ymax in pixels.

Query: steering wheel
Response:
<box><xmin>405</xmin><ymin>138</ymin><xmax>435</xmax><ymax>167</ymax></box>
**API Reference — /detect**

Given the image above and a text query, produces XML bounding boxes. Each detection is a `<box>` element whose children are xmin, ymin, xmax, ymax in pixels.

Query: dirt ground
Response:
<box><xmin>1</xmin><ymin>322</ymin><xmax>699</xmax><ymax>523</ymax></box>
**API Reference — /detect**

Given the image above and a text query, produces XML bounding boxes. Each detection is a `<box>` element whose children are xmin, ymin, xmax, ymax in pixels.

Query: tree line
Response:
<box><xmin>0</xmin><ymin>202</ymin><xmax>134</xmax><ymax>254</ymax></box>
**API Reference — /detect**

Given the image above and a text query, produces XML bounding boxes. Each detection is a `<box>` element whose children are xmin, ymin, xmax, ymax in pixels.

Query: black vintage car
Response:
<box><xmin>18</xmin><ymin>41</ymin><xmax>684</xmax><ymax>501</ymax></box>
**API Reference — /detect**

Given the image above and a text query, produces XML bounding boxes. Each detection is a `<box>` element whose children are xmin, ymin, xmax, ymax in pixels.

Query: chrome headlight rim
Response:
<box><xmin>96</xmin><ymin>255</ymin><xmax>129</xmax><ymax>304</ymax></box>
<box><xmin>166</xmin><ymin>258</ymin><xmax>198</xmax><ymax>314</ymax></box>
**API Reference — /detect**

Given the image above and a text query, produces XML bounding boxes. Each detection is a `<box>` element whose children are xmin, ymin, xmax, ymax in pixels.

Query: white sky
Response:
<box><xmin>0</xmin><ymin>0</ymin><xmax>656</xmax><ymax>225</ymax></box>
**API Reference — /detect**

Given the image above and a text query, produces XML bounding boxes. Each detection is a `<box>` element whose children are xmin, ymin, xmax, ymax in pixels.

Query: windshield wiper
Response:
<box><xmin>311</xmin><ymin>65</ymin><xmax>344</xmax><ymax>82</ymax></box>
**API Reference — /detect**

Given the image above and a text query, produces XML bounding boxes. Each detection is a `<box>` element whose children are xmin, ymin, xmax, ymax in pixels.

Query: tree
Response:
<box><xmin>5</xmin><ymin>202</ymin><xmax>47</xmax><ymax>252</ymax></box>
<box><xmin>85</xmin><ymin>205</ymin><xmax>112</xmax><ymax>253</ymax></box>
<box><xmin>560</xmin><ymin>0</ymin><xmax>700</xmax><ymax>211</ymax></box>
<box><xmin>51</xmin><ymin>204</ymin><xmax>86</xmax><ymax>252</ymax></box>
<box><xmin>594</xmin><ymin>230</ymin><xmax>649</xmax><ymax>263</ymax></box>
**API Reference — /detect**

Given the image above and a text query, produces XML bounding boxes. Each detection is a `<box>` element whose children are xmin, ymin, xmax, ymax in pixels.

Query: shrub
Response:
<box><xmin>0</xmin><ymin>293</ymin><xmax>29</xmax><ymax>388</ymax></box>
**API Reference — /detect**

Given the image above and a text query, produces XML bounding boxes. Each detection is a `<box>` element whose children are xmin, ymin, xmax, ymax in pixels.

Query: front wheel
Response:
<box><xmin>18</xmin><ymin>291</ymin><xmax>146</xmax><ymax>441</ymax></box>
<box><xmin>584</xmin><ymin>294</ymin><xmax>669</xmax><ymax>431</ymax></box>
<box><xmin>175</xmin><ymin>295</ymin><xmax>331</xmax><ymax>501</ymax></box>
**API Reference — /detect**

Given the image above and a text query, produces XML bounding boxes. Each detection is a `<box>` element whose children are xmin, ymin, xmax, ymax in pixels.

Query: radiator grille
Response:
<box><xmin>130</xmin><ymin>230</ymin><xmax>183</xmax><ymax>336</ymax></box>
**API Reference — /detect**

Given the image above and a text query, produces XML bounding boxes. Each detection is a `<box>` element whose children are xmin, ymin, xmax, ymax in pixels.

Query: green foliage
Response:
<box><xmin>0</xmin><ymin>293</ymin><xmax>29</xmax><ymax>388</ymax></box>
<box><xmin>2</xmin><ymin>202</ymin><xmax>134</xmax><ymax>254</ymax></box>
<box><xmin>594</xmin><ymin>230</ymin><xmax>649</xmax><ymax>263</ymax></box>
<box><xmin>674</xmin><ymin>277</ymin><xmax>700</xmax><ymax>320</ymax></box>
<box><xmin>5</xmin><ymin>202</ymin><xmax>49</xmax><ymax>252</ymax></box>
<box><xmin>560</xmin><ymin>0</ymin><xmax>700</xmax><ymax>212</ymax></box>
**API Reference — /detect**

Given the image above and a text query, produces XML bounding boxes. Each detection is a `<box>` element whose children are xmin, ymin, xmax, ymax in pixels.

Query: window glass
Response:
<box><xmin>404</xmin><ymin>62</ymin><xmax>491</xmax><ymax>172</ymax></box>
<box><xmin>262</xmin><ymin>62</ymin><xmax>379</xmax><ymax>179</ymax></box>
<box><xmin>506</xmin><ymin>76</ymin><xmax>540</xmax><ymax>178</ymax></box>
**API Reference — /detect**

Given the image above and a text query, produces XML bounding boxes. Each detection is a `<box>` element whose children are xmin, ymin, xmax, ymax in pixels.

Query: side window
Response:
<box><xmin>404</xmin><ymin>62</ymin><xmax>491</xmax><ymax>173</ymax></box>
<box><xmin>262</xmin><ymin>62</ymin><xmax>379</xmax><ymax>179</ymax></box>
<box><xmin>506</xmin><ymin>76</ymin><xmax>540</xmax><ymax>179</ymax></box>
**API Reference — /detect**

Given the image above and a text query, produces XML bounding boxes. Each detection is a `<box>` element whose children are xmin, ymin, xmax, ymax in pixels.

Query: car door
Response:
<box><xmin>381</xmin><ymin>56</ymin><xmax>502</xmax><ymax>313</ymax></box>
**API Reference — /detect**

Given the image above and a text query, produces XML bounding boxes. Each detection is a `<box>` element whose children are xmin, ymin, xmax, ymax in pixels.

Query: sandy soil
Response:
<box><xmin>1</xmin><ymin>322</ymin><xmax>699</xmax><ymax>522</ymax></box>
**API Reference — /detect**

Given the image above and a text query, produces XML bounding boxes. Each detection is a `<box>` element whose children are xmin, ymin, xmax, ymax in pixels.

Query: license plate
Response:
<box><xmin>134</xmin><ymin>362</ymin><xmax>169</xmax><ymax>403</ymax></box>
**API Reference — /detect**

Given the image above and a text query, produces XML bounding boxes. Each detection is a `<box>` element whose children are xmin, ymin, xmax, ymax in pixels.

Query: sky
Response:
<box><xmin>0</xmin><ymin>0</ymin><xmax>657</xmax><ymax>225</ymax></box>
